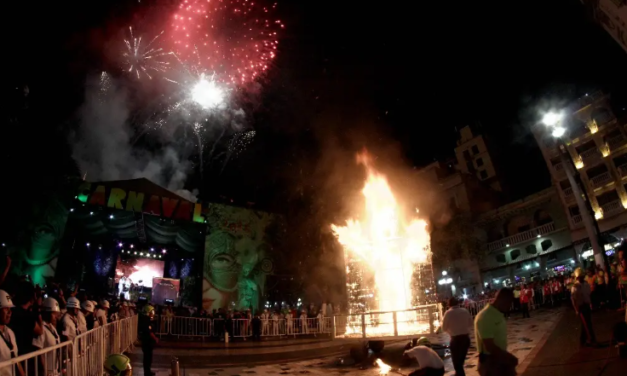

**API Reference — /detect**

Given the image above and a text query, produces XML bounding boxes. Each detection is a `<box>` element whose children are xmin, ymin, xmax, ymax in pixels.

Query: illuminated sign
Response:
<box><xmin>77</xmin><ymin>181</ymin><xmax>205</xmax><ymax>223</ymax></box>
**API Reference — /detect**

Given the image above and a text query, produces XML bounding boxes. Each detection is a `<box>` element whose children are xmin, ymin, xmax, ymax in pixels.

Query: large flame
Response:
<box><xmin>331</xmin><ymin>152</ymin><xmax>431</xmax><ymax>314</ymax></box>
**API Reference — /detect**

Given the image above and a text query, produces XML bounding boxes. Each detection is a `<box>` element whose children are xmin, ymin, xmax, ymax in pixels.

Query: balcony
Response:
<box><xmin>600</xmin><ymin>200</ymin><xmax>624</xmax><ymax>218</ymax></box>
<box><xmin>589</xmin><ymin>171</ymin><xmax>613</xmax><ymax>189</ymax></box>
<box><xmin>607</xmin><ymin>134</ymin><xmax>626</xmax><ymax>151</ymax></box>
<box><xmin>617</xmin><ymin>163</ymin><xmax>627</xmax><ymax>178</ymax></box>
<box><xmin>553</xmin><ymin>163</ymin><xmax>566</xmax><ymax>177</ymax></box>
<box><xmin>562</xmin><ymin>187</ymin><xmax>575</xmax><ymax>203</ymax></box>
<box><xmin>571</xmin><ymin>214</ymin><xmax>583</xmax><ymax>227</ymax></box>
<box><xmin>486</xmin><ymin>222</ymin><xmax>555</xmax><ymax>252</ymax></box>
<box><xmin>580</xmin><ymin>148</ymin><xmax>602</xmax><ymax>166</ymax></box>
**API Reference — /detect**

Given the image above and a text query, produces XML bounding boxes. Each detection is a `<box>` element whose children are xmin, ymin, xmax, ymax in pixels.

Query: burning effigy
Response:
<box><xmin>331</xmin><ymin>151</ymin><xmax>437</xmax><ymax>337</ymax></box>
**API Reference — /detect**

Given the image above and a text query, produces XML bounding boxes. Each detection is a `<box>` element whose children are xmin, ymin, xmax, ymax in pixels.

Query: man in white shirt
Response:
<box><xmin>118</xmin><ymin>272</ymin><xmax>132</xmax><ymax>301</ymax></box>
<box><xmin>96</xmin><ymin>300</ymin><xmax>110</xmax><ymax>327</ymax></box>
<box><xmin>404</xmin><ymin>337</ymin><xmax>444</xmax><ymax>376</ymax></box>
<box><xmin>77</xmin><ymin>300</ymin><xmax>95</xmax><ymax>333</ymax></box>
<box><xmin>442</xmin><ymin>297</ymin><xmax>473</xmax><ymax>376</ymax></box>
<box><xmin>0</xmin><ymin>290</ymin><xmax>21</xmax><ymax>376</ymax></box>
<box><xmin>32</xmin><ymin>297</ymin><xmax>62</xmax><ymax>374</ymax></box>
<box><xmin>59</xmin><ymin>297</ymin><xmax>81</xmax><ymax>342</ymax></box>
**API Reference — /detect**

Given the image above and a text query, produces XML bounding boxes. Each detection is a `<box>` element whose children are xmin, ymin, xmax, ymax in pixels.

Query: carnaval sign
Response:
<box><xmin>76</xmin><ymin>179</ymin><xmax>205</xmax><ymax>223</ymax></box>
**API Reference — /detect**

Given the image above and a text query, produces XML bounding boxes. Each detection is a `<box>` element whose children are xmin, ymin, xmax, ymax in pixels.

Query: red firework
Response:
<box><xmin>171</xmin><ymin>0</ymin><xmax>283</xmax><ymax>85</ymax></box>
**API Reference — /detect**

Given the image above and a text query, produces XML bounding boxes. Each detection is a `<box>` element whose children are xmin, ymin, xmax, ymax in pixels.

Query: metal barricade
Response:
<box><xmin>0</xmin><ymin>340</ymin><xmax>74</xmax><ymax>376</ymax></box>
<box><xmin>148</xmin><ymin>315</ymin><xmax>335</xmax><ymax>340</ymax></box>
<box><xmin>170</xmin><ymin>316</ymin><xmax>213</xmax><ymax>338</ymax></box>
<box><xmin>74</xmin><ymin>327</ymin><xmax>104</xmax><ymax>376</ymax></box>
<box><xmin>231</xmin><ymin>319</ymin><xmax>250</xmax><ymax>338</ymax></box>
<box><xmin>336</xmin><ymin>304</ymin><xmax>439</xmax><ymax>338</ymax></box>
<box><xmin>0</xmin><ymin>315</ymin><xmax>137</xmax><ymax>376</ymax></box>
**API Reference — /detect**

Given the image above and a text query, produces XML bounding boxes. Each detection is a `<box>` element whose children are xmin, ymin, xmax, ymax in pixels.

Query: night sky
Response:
<box><xmin>2</xmin><ymin>0</ymin><xmax>627</xmax><ymax>209</ymax></box>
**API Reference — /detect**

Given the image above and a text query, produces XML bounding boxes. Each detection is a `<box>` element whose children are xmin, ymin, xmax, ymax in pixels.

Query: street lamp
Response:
<box><xmin>542</xmin><ymin>111</ymin><xmax>606</xmax><ymax>269</ymax></box>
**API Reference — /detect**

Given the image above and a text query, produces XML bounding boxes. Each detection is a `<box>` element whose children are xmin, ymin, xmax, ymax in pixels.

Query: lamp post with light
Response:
<box><xmin>542</xmin><ymin>112</ymin><xmax>606</xmax><ymax>269</ymax></box>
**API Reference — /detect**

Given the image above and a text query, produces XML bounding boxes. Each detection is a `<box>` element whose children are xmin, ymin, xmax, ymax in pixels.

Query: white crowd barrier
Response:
<box><xmin>334</xmin><ymin>304</ymin><xmax>442</xmax><ymax>339</ymax></box>
<box><xmin>0</xmin><ymin>315</ymin><xmax>138</xmax><ymax>376</ymax></box>
<box><xmin>155</xmin><ymin>315</ymin><xmax>335</xmax><ymax>339</ymax></box>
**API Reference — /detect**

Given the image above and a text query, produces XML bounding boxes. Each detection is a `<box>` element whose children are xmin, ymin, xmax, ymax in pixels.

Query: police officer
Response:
<box><xmin>139</xmin><ymin>305</ymin><xmax>158</xmax><ymax>376</ymax></box>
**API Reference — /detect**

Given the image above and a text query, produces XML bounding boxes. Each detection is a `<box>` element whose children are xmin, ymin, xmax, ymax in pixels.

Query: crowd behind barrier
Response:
<box><xmin>155</xmin><ymin>315</ymin><xmax>335</xmax><ymax>339</ymax></box>
<box><xmin>0</xmin><ymin>314</ymin><xmax>138</xmax><ymax>376</ymax></box>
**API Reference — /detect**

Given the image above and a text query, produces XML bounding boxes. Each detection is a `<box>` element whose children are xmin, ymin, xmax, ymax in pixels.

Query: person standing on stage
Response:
<box><xmin>442</xmin><ymin>297</ymin><xmax>472</xmax><ymax>376</ymax></box>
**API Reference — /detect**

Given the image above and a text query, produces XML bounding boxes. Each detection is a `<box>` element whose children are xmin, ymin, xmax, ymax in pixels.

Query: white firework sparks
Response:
<box><xmin>123</xmin><ymin>27</ymin><xmax>170</xmax><ymax>79</ymax></box>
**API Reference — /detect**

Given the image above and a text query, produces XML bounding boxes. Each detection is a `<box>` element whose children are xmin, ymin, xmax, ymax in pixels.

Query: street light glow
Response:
<box><xmin>551</xmin><ymin>126</ymin><xmax>566</xmax><ymax>138</ymax></box>
<box><xmin>542</xmin><ymin>112</ymin><xmax>562</xmax><ymax>127</ymax></box>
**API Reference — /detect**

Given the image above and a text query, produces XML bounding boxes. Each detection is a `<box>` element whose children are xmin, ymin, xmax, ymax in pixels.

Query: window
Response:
<box><xmin>541</xmin><ymin>240</ymin><xmax>553</xmax><ymax>251</ymax></box>
<box><xmin>525</xmin><ymin>245</ymin><xmax>537</xmax><ymax>255</ymax></box>
<box><xmin>510</xmin><ymin>249</ymin><xmax>521</xmax><ymax>260</ymax></box>
<box><xmin>463</xmin><ymin>150</ymin><xmax>471</xmax><ymax>160</ymax></box>
<box><xmin>496</xmin><ymin>254</ymin><xmax>506</xmax><ymax>263</ymax></box>
<box><xmin>476</xmin><ymin>157</ymin><xmax>484</xmax><ymax>167</ymax></box>
<box><xmin>479</xmin><ymin>170</ymin><xmax>488</xmax><ymax>180</ymax></box>
<box><xmin>471</xmin><ymin>145</ymin><xmax>479</xmax><ymax>154</ymax></box>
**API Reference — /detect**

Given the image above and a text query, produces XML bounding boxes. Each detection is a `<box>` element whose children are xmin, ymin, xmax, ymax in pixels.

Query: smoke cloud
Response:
<box><xmin>70</xmin><ymin>73</ymin><xmax>199</xmax><ymax>202</ymax></box>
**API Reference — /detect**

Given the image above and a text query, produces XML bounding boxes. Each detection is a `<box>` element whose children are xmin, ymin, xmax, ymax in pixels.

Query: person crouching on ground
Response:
<box><xmin>474</xmin><ymin>288</ymin><xmax>518</xmax><ymax>376</ymax></box>
<box><xmin>403</xmin><ymin>337</ymin><xmax>445</xmax><ymax>376</ymax></box>
<box><xmin>442</xmin><ymin>297</ymin><xmax>472</xmax><ymax>376</ymax></box>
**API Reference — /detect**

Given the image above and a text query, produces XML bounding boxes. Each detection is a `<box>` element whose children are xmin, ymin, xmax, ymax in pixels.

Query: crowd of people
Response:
<box><xmin>425</xmin><ymin>248</ymin><xmax>627</xmax><ymax>376</ymax></box>
<box><xmin>0</xmin><ymin>257</ymin><xmax>141</xmax><ymax>375</ymax></box>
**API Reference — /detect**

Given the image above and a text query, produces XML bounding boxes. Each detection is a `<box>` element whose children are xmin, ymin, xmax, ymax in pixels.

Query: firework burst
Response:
<box><xmin>171</xmin><ymin>0</ymin><xmax>284</xmax><ymax>85</ymax></box>
<box><xmin>123</xmin><ymin>27</ymin><xmax>171</xmax><ymax>79</ymax></box>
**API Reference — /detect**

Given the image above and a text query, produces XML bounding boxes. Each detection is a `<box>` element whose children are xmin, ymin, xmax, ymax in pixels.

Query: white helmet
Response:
<box><xmin>66</xmin><ymin>297</ymin><xmax>80</xmax><ymax>309</ymax></box>
<box><xmin>81</xmin><ymin>300</ymin><xmax>94</xmax><ymax>313</ymax></box>
<box><xmin>100</xmin><ymin>300</ymin><xmax>110</xmax><ymax>309</ymax></box>
<box><xmin>42</xmin><ymin>297</ymin><xmax>60</xmax><ymax>312</ymax></box>
<box><xmin>0</xmin><ymin>290</ymin><xmax>15</xmax><ymax>308</ymax></box>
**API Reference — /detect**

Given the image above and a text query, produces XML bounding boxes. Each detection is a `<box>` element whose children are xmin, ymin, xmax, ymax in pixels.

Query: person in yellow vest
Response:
<box><xmin>474</xmin><ymin>289</ymin><xmax>518</xmax><ymax>376</ymax></box>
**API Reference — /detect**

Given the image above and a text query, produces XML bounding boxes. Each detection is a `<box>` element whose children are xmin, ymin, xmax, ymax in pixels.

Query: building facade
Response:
<box><xmin>418</xmin><ymin>127</ymin><xmax>503</xmax><ymax>298</ymax></box>
<box><xmin>583</xmin><ymin>0</ymin><xmax>627</xmax><ymax>53</ymax></box>
<box><xmin>454</xmin><ymin>125</ymin><xmax>504</xmax><ymax>192</ymax></box>
<box><xmin>476</xmin><ymin>188</ymin><xmax>576</xmax><ymax>287</ymax></box>
<box><xmin>532</xmin><ymin>91</ymin><xmax>627</xmax><ymax>265</ymax></box>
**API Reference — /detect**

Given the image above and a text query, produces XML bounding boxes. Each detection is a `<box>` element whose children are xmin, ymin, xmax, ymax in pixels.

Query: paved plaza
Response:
<box><xmin>131</xmin><ymin>308</ymin><xmax>564</xmax><ymax>376</ymax></box>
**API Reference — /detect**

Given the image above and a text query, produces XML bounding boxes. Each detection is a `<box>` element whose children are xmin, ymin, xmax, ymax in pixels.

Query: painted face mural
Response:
<box><xmin>12</xmin><ymin>194</ymin><xmax>69</xmax><ymax>286</ymax></box>
<box><xmin>202</xmin><ymin>203</ymin><xmax>278</xmax><ymax>312</ymax></box>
